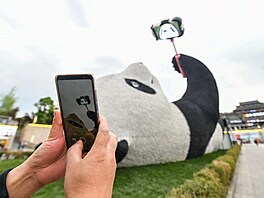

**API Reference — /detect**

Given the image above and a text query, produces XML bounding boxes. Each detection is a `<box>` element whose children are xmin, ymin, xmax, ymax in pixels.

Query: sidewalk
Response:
<box><xmin>228</xmin><ymin>143</ymin><xmax>264</xmax><ymax>198</ymax></box>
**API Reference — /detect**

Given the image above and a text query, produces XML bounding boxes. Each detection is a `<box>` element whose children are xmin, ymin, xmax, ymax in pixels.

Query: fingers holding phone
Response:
<box><xmin>56</xmin><ymin>74</ymin><xmax>117</xmax><ymax>197</ymax></box>
<box><xmin>89</xmin><ymin>116</ymin><xmax>118</xmax><ymax>158</ymax></box>
<box><xmin>64</xmin><ymin>116</ymin><xmax>117</xmax><ymax>198</ymax></box>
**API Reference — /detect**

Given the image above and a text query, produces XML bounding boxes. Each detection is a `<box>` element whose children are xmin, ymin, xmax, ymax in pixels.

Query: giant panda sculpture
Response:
<box><xmin>96</xmin><ymin>54</ymin><xmax>223</xmax><ymax>167</ymax></box>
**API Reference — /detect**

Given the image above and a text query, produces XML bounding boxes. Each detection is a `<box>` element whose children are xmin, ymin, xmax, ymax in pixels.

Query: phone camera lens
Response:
<box><xmin>80</xmin><ymin>137</ymin><xmax>86</xmax><ymax>144</ymax></box>
<box><xmin>72</xmin><ymin>138</ymin><xmax>77</xmax><ymax>143</ymax></box>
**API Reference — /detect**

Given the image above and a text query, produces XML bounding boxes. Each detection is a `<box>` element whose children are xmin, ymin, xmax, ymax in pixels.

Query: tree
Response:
<box><xmin>34</xmin><ymin>97</ymin><xmax>55</xmax><ymax>124</ymax></box>
<box><xmin>0</xmin><ymin>87</ymin><xmax>19</xmax><ymax>118</ymax></box>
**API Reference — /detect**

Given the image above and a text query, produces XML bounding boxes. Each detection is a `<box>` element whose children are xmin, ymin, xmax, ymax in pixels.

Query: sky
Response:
<box><xmin>0</xmin><ymin>0</ymin><xmax>263</xmax><ymax>117</ymax></box>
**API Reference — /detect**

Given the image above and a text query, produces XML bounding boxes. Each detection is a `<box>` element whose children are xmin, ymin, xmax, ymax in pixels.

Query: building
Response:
<box><xmin>221</xmin><ymin>100</ymin><xmax>264</xmax><ymax>143</ymax></box>
<box><xmin>0</xmin><ymin>114</ymin><xmax>52</xmax><ymax>150</ymax></box>
<box><xmin>0</xmin><ymin>116</ymin><xmax>18</xmax><ymax>150</ymax></box>
<box><xmin>20</xmin><ymin>123</ymin><xmax>51</xmax><ymax>149</ymax></box>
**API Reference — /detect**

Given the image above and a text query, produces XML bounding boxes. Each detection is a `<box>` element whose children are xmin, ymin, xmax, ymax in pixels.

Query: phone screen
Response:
<box><xmin>56</xmin><ymin>75</ymin><xmax>98</xmax><ymax>152</ymax></box>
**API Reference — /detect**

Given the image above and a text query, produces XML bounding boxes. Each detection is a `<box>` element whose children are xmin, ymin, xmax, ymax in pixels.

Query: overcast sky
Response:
<box><xmin>0</xmin><ymin>0</ymin><xmax>264</xmax><ymax>117</ymax></box>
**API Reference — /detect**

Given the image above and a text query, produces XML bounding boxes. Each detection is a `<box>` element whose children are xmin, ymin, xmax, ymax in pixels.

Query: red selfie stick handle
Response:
<box><xmin>170</xmin><ymin>38</ymin><xmax>186</xmax><ymax>78</ymax></box>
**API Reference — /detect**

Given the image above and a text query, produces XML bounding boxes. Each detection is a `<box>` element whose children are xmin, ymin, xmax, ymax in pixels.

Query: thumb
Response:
<box><xmin>48</xmin><ymin>110</ymin><xmax>63</xmax><ymax>139</ymax></box>
<box><xmin>67</xmin><ymin>140</ymin><xmax>83</xmax><ymax>163</ymax></box>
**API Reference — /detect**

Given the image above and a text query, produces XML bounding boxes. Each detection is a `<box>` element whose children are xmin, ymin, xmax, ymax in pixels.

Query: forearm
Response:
<box><xmin>6</xmin><ymin>163</ymin><xmax>42</xmax><ymax>198</ymax></box>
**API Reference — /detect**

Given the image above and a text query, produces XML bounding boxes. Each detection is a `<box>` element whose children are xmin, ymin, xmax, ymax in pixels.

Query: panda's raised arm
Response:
<box><xmin>172</xmin><ymin>54</ymin><xmax>220</xmax><ymax>159</ymax></box>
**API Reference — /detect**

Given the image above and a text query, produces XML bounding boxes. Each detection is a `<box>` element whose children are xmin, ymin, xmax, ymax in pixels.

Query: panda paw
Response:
<box><xmin>115</xmin><ymin>140</ymin><xmax>129</xmax><ymax>163</ymax></box>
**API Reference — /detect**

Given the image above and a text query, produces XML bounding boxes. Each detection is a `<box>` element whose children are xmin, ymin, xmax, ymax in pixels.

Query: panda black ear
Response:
<box><xmin>172</xmin><ymin>17</ymin><xmax>184</xmax><ymax>37</ymax></box>
<box><xmin>85</xmin><ymin>95</ymin><xmax>91</xmax><ymax>104</ymax></box>
<box><xmin>76</xmin><ymin>98</ymin><xmax>81</xmax><ymax>105</ymax></box>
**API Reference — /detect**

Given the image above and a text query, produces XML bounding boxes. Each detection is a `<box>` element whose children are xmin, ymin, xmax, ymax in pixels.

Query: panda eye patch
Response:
<box><xmin>68</xmin><ymin>120</ymin><xmax>83</xmax><ymax>128</ymax></box>
<box><xmin>125</xmin><ymin>78</ymin><xmax>156</xmax><ymax>94</ymax></box>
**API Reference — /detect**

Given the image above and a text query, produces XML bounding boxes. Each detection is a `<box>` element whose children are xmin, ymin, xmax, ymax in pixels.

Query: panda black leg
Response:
<box><xmin>115</xmin><ymin>140</ymin><xmax>128</xmax><ymax>163</ymax></box>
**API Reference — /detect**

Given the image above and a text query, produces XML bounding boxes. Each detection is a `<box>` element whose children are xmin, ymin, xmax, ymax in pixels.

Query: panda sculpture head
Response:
<box><xmin>96</xmin><ymin>54</ymin><xmax>223</xmax><ymax>167</ymax></box>
<box><xmin>96</xmin><ymin>62</ymin><xmax>191</xmax><ymax>167</ymax></box>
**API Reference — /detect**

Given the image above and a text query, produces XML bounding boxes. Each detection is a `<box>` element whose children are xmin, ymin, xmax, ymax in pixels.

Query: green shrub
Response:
<box><xmin>207</xmin><ymin>160</ymin><xmax>232</xmax><ymax>186</ymax></box>
<box><xmin>167</xmin><ymin>145</ymin><xmax>241</xmax><ymax>198</ymax></box>
<box><xmin>194</xmin><ymin>167</ymin><xmax>220</xmax><ymax>181</ymax></box>
<box><xmin>0</xmin><ymin>151</ymin><xmax>33</xmax><ymax>160</ymax></box>
<box><xmin>226</xmin><ymin>145</ymin><xmax>241</xmax><ymax>160</ymax></box>
<box><xmin>167</xmin><ymin>176</ymin><xmax>225</xmax><ymax>198</ymax></box>
<box><xmin>215</xmin><ymin>155</ymin><xmax>235</xmax><ymax>171</ymax></box>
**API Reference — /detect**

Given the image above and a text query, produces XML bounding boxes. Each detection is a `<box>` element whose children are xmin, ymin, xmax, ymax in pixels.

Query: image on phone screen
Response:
<box><xmin>57</xmin><ymin>77</ymin><xmax>98</xmax><ymax>152</ymax></box>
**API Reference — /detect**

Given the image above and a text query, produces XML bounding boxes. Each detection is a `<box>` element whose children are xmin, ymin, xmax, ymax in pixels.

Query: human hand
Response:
<box><xmin>64</xmin><ymin>116</ymin><xmax>117</xmax><ymax>198</ymax></box>
<box><xmin>6</xmin><ymin>111</ymin><xmax>67</xmax><ymax>197</ymax></box>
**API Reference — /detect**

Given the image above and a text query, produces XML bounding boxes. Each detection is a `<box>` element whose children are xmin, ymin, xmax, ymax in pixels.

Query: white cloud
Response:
<box><xmin>0</xmin><ymin>0</ymin><xmax>263</xmax><ymax>116</ymax></box>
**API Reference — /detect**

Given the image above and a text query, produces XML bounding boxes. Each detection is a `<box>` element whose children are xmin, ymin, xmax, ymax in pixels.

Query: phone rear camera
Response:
<box><xmin>72</xmin><ymin>138</ymin><xmax>77</xmax><ymax>143</ymax></box>
<box><xmin>80</xmin><ymin>137</ymin><xmax>87</xmax><ymax>144</ymax></box>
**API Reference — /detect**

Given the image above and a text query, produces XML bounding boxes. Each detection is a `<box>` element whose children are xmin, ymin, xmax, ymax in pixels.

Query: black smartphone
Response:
<box><xmin>55</xmin><ymin>74</ymin><xmax>99</xmax><ymax>152</ymax></box>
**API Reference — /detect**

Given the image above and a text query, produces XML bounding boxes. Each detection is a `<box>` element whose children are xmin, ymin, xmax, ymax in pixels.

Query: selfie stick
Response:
<box><xmin>170</xmin><ymin>38</ymin><xmax>186</xmax><ymax>78</ymax></box>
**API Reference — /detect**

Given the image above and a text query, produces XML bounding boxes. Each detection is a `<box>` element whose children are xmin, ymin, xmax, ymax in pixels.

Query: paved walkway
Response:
<box><xmin>228</xmin><ymin>143</ymin><xmax>264</xmax><ymax>198</ymax></box>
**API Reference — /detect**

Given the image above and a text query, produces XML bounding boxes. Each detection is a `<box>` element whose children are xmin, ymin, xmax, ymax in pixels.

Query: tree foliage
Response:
<box><xmin>34</xmin><ymin>96</ymin><xmax>55</xmax><ymax>124</ymax></box>
<box><xmin>0</xmin><ymin>87</ymin><xmax>19</xmax><ymax>118</ymax></box>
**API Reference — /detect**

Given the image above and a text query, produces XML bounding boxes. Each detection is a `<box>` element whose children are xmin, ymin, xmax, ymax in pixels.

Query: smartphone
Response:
<box><xmin>151</xmin><ymin>17</ymin><xmax>184</xmax><ymax>40</ymax></box>
<box><xmin>55</xmin><ymin>74</ymin><xmax>99</xmax><ymax>152</ymax></box>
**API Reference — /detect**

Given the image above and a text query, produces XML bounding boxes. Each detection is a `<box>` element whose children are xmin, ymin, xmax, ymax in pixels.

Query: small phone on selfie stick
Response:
<box><xmin>55</xmin><ymin>74</ymin><xmax>99</xmax><ymax>152</ymax></box>
<box><xmin>151</xmin><ymin>17</ymin><xmax>186</xmax><ymax>78</ymax></box>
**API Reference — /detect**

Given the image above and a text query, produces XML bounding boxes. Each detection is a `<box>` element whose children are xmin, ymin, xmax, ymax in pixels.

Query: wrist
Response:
<box><xmin>6</xmin><ymin>162</ymin><xmax>42</xmax><ymax>198</ymax></box>
<box><xmin>65</xmin><ymin>185</ymin><xmax>113</xmax><ymax>198</ymax></box>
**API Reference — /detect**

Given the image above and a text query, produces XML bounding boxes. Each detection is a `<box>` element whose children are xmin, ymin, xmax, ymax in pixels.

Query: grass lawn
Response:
<box><xmin>0</xmin><ymin>150</ymin><xmax>226</xmax><ymax>197</ymax></box>
<box><xmin>0</xmin><ymin>159</ymin><xmax>25</xmax><ymax>173</ymax></box>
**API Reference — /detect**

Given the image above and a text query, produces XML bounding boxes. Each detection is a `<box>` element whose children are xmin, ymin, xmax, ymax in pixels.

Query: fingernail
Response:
<box><xmin>53</xmin><ymin>110</ymin><xmax>59</xmax><ymax>123</ymax></box>
<box><xmin>54</xmin><ymin>110</ymin><xmax>59</xmax><ymax>117</ymax></box>
<box><xmin>102</xmin><ymin>128</ymin><xmax>109</xmax><ymax>135</ymax></box>
<box><xmin>76</xmin><ymin>140</ymin><xmax>83</xmax><ymax>150</ymax></box>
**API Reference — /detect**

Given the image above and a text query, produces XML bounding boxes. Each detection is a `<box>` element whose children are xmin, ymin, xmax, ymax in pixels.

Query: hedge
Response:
<box><xmin>167</xmin><ymin>145</ymin><xmax>241</xmax><ymax>198</ymax></box>
<box><xmin>0</xmin><ymin>151</ymin><xmax>33</xmax><ymax>160</ymax></box>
